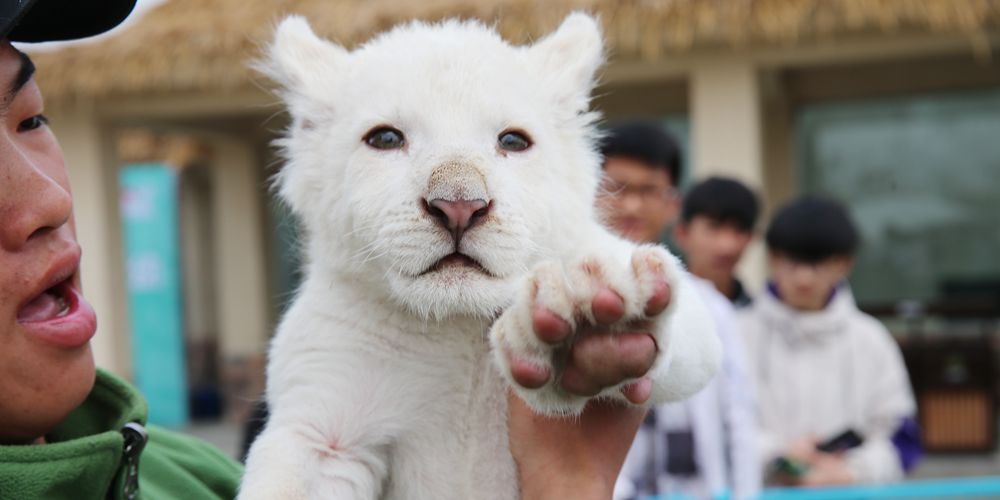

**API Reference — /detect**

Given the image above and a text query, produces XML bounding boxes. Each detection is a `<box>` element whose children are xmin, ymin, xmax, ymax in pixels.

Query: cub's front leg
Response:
<box><xmin>239</xmin><ymin>380</ymin><xmax>394</xmax><ymax>500</ymax></box>
<box><xmin>239</xmin><ymin>314</ymin><xmax>408</xmax><ymax>500</ymax></box>
<box><xmin>490</xmin><ymin>241</ymin><xmax>721</xmax><ymax>415</ymax></box>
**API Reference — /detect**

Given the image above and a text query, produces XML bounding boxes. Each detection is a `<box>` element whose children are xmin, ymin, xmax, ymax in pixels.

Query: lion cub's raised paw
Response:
<box><xmin>489</xmin><ymin>244</ymin><xmax>678</xmax><ymax>415</ymax></box>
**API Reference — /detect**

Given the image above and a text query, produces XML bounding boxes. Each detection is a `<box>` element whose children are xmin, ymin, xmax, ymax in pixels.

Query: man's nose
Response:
<box><xmin>620</xmin><ymin>194</ymin><xmax>643</xmax><ymax>214</ymax></box>
<box><xmin>425</xmin><ymin>198</ymin><xmax>490</xmax><ymax>243</ymax></box>
<box><xmin>790</xmin><ymin>265</ymin><xmax>820</xmax><ymax>282</ymax></box>
<box><xmin>0</xmin><ymin>148</ymin><xmax>73</xmax><ymax>251</ymax></box>
<box><xmin>718</xmin><ymin>231</ymin><xmax>744</xmax><ymax>253</ymax></box>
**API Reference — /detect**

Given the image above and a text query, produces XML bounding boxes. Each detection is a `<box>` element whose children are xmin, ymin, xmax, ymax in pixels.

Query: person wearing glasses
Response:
<box><xmin>599</xmin><ymin>121</ymin><xmax>760</xmax><ymax>500</ymax></box>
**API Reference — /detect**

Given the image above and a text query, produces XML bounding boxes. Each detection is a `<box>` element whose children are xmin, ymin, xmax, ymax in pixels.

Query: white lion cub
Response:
<box><xmin>240</xmin><ymin>12</ymin><xmax>721</xmax><ymax>500</ymax></box>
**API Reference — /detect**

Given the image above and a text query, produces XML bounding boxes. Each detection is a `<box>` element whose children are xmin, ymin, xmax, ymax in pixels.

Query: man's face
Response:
<box><xmin>768</xmin><ymin>251</ymin><xmax>852</xmax><ymax>311</ymax></box>
<box><xmin>597</xmin><ymin>156</ymin><xmax>679</xmax><ymax>244</ymax></box>
<box><xmin>0</xmin><ymin>41</ymin><xmax>96</xmax><ymax>444</ymax></box>
<box><xmin>674</xmin><ymin>216</ymin><xmax>753</xmax><ymax>283</ymax></box>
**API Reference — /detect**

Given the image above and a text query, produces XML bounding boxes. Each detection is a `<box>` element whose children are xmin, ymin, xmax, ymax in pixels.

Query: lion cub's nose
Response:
<box><xmin>425</xmin><ymin>198</ymin><xmax>490</xmax><ymax>243</ymax></box>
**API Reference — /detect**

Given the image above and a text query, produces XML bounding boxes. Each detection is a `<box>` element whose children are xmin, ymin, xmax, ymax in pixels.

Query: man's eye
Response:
<box><xmin>600</xmin><ymin>178</ymin><xmax>624</xmax><ymax>193</ymax></box>
<box><xmin>498</xmin><ymin>130</ymin><xmax>532</xmax><ymax>152</ymax></box>
<box><xmin>17</xmin><ymin>114</ymin><xmax>49</xmax><ymax>132</ymax></box>
<box><xmin>363</xmin><ymin>126</ymin><xmax>405</xmax><ymax>150</ymax></box>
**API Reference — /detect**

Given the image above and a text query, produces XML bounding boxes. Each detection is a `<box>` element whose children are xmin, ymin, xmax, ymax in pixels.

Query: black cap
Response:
<box><xmin>2</xmin><ymin>0</ymin><xmax>137</xmax><ymax>43</ymax></box>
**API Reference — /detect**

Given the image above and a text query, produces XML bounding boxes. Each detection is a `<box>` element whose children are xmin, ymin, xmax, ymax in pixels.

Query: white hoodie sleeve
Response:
<box><xmin>846</xmin><ymin>434</ymin><xmax>904</xmax><ymax>483</ymax></box>
<box><xmin>845</xmin><ymin>317</ymin><xmax>916</xmax><ymax>483</ymax></box>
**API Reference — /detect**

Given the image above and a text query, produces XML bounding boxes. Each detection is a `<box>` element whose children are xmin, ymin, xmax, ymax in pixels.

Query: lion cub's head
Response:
<box><xmin>262</xmin><ymin>13</ymin><xmax>605</xmax><ymax>319</ymax></box>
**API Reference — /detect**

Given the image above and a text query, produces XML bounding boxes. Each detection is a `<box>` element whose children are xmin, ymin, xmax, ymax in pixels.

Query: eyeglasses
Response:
<box><xmin>599</xmin><ymin>179</ymin><xmax>678</xmax><ymax>204</ymax></box>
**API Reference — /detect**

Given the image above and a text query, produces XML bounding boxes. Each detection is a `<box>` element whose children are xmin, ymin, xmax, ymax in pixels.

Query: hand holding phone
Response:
<box><xmin>816</xmin><ymin>429</ymin><xmax>864</xmax><ymax>454</ymax></box>
<box><xmin>770</xmin><ymin>430</ymin><xmax>864</xmax><ymax>483</ymax></box>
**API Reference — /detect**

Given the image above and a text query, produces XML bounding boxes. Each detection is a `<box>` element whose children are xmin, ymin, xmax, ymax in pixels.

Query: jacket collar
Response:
<box><xmin>0</xmin><ymin>370</ymin><xmax>148</xmax><ymax>499</ymax></box>
<box><xmin>729</xmin><ymin>278</ymin><xmax>753</xmax><ymax>308</ymax></box>
<box><xmin>51</xmin><ymin>369</ymin><xmax>148</xmax><ymax>442</ymax></box>
<box><xmin>757</xmin><ymin>283</ymin><xmax>858</xmax><ymax>344</ymax></box>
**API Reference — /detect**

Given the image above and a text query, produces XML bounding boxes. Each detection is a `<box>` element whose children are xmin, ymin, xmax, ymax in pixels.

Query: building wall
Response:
<box><xmin>55</xmin><ymin>101</ymin><xmax>275</xmax><ymax>400</ymax></box>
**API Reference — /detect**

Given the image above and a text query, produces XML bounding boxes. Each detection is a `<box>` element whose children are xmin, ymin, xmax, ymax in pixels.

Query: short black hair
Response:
<box><xmin>681</xmin><ymin>177</ymin><xmax>759</xmax><ymax>232</ymax></box>
<box><xmin>766</xmin><ymin>195</ymin><xmax>859</xmax><ymax>263</ymax></box>
<box><xmin>600</xmin><ymin>121</ymin><xmax>681</xmax><ymax>186</ymax></box>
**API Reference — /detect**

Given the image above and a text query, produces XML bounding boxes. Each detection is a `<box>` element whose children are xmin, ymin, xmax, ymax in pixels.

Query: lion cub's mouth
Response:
<box><xmin>423</xmin><ymin>252</ymin><xmax>490</xmax><ymax>275</ymax></box>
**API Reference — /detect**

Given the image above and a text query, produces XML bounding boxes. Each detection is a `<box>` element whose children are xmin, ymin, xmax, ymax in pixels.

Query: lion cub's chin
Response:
<box><xmin>388</xmin><ymin>267</ymin><xmax>515</xmax><ymax>321</ymax></box>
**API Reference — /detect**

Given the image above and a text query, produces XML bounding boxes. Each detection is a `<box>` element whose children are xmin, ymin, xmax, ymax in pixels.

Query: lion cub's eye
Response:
<box><xmin>364</xmin><ymin>127</ymin><xmax>406</xmax><ymax>150</ymax></box>
<box><xmin>498</xmin><ymin>130</ymin><xmax>532</xmax><ymax>152</ymax></box>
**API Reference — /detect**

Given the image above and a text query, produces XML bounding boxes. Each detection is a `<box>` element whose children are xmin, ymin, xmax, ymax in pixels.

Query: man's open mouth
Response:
<box><xmin>17</xmin><ymin>279</ymin><xmax>74</xmax><ymax>323</ymax></box>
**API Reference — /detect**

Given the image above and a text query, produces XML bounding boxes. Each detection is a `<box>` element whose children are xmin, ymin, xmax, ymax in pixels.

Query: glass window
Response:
<box><xmin>798</xmin><ymin>88</ymin><xmax>1000</xmax><ymax>305</ymax></box>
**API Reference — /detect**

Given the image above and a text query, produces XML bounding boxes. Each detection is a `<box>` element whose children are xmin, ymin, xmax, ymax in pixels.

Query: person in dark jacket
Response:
<box><xmin>675</xmin><ymin>177</ymin><xmax>759</xmax><ymax>308</ymax></box>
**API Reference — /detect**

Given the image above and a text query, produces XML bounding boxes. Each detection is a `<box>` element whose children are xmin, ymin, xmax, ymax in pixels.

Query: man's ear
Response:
<box><xmin>528</xmin><ymin>12</ymin><xmax>605</xmax><ymax>114</ymax></box>
<box><xmin>766</xmin><ymin>250</ymin><xmax>781</xmax><ymax>271</ymax></box>
<box><xmin>666</xmin><ymin>195</ymin><xmax>682</xmax><ymax>224</ymax></box>
<box><xmin>837</xmin><ymin>256</ymin><xmax>856</xmax><ymax>277</ymax></box>
<box><xmin>255</xmin><ymin>15</ymin><xmax>349</xmax><ymax>116</ymax></box>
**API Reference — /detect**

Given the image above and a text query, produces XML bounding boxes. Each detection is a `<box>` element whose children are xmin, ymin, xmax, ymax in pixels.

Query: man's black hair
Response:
<box><xmin>680</xmin><ymin>177</ymin><xmax>759</xmax><ymax>232</ymax></box>
<box><xmin>765</xmin><ymin>195</ymin><xmax>859</xmax><ymax>263</ymax></box>
<box><xmin>599</xmin><ymin>121</ymin><xmax>681</xmax><ymax>186</ymax></box>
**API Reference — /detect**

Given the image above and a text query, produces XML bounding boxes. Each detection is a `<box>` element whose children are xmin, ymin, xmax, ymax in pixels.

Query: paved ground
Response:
<box><xmin>913</xmin><ymin>452</ymin><xmax>1000</xmax><ymax>479</ymax></box>
<box><xmin>183</xmin><ymin>421</ymin><xmax>243</xmax><ymax>461</ymax></box>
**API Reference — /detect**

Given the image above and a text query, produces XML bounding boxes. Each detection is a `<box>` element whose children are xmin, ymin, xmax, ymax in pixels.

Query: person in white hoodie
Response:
<box><xmin>741</xmin><ymin>196</ymin><xmax>922</xmax><ymax>487</ymax></box>
<box><xmin>598</xmin><ymin>121</ymin><xmax>760</xmax><ymax>500</ymax></box>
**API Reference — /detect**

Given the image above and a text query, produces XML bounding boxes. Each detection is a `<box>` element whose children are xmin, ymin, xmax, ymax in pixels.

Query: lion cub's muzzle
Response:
<box><xmin>422</xmin><ymin>161</ymin><xmax>492</xmax><ymax>245</ymax></box>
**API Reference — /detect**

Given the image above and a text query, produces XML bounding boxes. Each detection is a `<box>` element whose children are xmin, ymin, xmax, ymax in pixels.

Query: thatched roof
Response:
<box><xmin>32</xmin><ymin>0</ymin><xmax>1000</xmax><ymax>103</ymax></box>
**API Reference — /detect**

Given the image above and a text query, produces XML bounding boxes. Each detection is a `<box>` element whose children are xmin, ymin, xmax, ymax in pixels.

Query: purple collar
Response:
<box><xmin>767</xmin><ymin>281</ymin><xmax>844</xmax><ymax>309</ymax></box>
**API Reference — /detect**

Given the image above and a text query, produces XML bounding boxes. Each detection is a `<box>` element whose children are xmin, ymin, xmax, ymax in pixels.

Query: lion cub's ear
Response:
<box><xmin>528</xmin><ymin>12</ymin><xmax>605</xmax><ymax>114</ymax></box>
<box><xmin>257</xmin><ymin>15</ymin><xmax>349</xmax><ymax>117</ymax></box>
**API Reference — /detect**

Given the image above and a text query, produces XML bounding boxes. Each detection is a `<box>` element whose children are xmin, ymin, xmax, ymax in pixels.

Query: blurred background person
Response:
<box><xmin>599</xmin><ymin>121</ymin><xmax>760</xmax><ymax>500</ymax></box>
<box><xmin>597</xmin><ymin>121</ymin><xmax>682</xmax><ymax>244</ymax></box>
<box><xmin>674</xmin><ymin>177</ymin><xmax>759</xmax><ymax>308</ymax></box>
<box><xmin>740</xmin><ymin>196</ymin><xmax>922</xmax><ymax>487</ymax></box>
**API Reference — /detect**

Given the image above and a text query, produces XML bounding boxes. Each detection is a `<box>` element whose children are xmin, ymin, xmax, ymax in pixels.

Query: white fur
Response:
<box><xmin>241</xmin><ymin>13</ymin><xmax>721</xmax><ymax>499</ymax></box>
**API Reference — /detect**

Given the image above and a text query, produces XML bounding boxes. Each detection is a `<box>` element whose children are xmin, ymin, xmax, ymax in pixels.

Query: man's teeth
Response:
<box><xmin>16</xmin><ymin>288</ymin><xmax>69</xmax><ymax>322</ymax></box>
<box><xmin>55</xmin><ymin>295</ymin><xmax>70</xmax><ymax>317</ymax></box>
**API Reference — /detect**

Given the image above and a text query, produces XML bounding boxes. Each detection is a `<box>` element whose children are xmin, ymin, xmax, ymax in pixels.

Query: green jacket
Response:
<box><xmin>0</xmin><ymin>370</ymin><xmax>243</xmax><ymax>499</ymax></box>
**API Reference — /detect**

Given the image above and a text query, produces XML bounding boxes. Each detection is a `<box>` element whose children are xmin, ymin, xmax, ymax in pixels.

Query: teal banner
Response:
<box><xmin>120</xmin><ymin>164</ymin><xmax>188</xmax><ymax>428</ymax></box>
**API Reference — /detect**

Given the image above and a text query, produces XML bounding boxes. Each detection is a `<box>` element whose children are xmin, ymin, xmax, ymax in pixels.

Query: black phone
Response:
<box><xmin>816</xmin><ymin>429</ymin><xmax>864</xmax><ymax>453</ymax></box>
